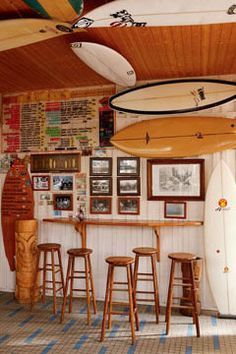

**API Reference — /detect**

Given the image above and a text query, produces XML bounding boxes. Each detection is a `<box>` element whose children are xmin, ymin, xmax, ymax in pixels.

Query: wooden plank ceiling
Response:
<box><xmin>0</xmin><ymin>0</ymin><xmax>235</xmax><ymax>94</ymax></box>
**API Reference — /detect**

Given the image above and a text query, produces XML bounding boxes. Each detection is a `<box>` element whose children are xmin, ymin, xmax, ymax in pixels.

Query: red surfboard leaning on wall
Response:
<box><xmin>1</xmin><ymin>159</ymin><xmax>34</xmax><ymax>271</ymax></box>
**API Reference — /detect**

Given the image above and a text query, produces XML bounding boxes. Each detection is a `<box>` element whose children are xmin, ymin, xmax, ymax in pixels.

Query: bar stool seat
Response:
<box><xmin>133</xmin><ymin>247</ymin><xmax>160</xmax><ymax>323</ymax></box>
<box><xmin>31</xmin><ymin>242</ymin><xmax>64</xmax><ymax>315</ymax></box>
<box><xmin>60</xmin><ymin>247</ymin><xmax>96</xmax><ymax>325</ymax></box>
<box><xmin>165</xmin><ymin>252</ymin><xmax>200</xmax><ymax>337</ymax></box>
<box><xmin>100</xmin><ymin>256</ymin><xmax>139</xmax><ymax>345</ymax></box>
<box><xmin>106</xmin><ymin>256</ymin><xmax>134</xmax><ymax>265</ymax></box>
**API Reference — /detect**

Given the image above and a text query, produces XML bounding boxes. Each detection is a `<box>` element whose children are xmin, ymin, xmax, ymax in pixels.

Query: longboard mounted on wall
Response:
<box><xmin>111</xmin><ymin>116</ymin><xmax>236</xmax><ymax>158</ymax></box>
<box><xmin>109</xmin><ymin>79</ymin><xmax>236</xmax><ymax>115</ymax></box>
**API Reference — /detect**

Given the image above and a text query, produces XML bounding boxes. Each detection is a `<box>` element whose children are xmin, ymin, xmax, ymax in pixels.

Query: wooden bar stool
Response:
<box><xmin>60</xmin><ymin>248</ymin><xmax>96</xmax><ymax>325</ymax></box>
<box><xmin>31</xmin><ymin>243</ymin><xmax>64</xmax><ymax>315</ymax></box>
<box><xmin>133</xmin><ymin>247</ymin><xmax>160</xmax><ymax>323</ymax></box>
<box><xmin>165</xmin><ymin>252</ymin><xmax>200</xmax><ymax>337</ymax></box>
<box><xmin>100</xmin><ymin>256</ymin><xmax>139</xmax><ymax>345</ymax></box>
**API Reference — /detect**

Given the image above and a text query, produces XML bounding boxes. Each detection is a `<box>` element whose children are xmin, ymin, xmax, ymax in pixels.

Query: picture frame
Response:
<box><xmin>53</xmin><ymin>193</ymin><xmax>73</xmax><ymax>211</ymax></box>
<box><xmin>89</xmin><ymin>157</ymin><xmax>112</xmax><ymax>176</ymax></box>
<box><xmin>52</xmin><ymin>175</ymin><xmax>73</xmax><ymax>191</ymax></box>
<box><xmin>32</xmin><ymin>175</ymin><xmax>50</xmax><ymax>191</ymax></box>
<box><xmin>31</xmin><ymin>153</ymin><xmax>80</xmax><ymax>173</ymax></box>
<box><xmin>90</xmin><ymin>177</ymin><xmax>112</xmax><ymax>196</ymax></box>
<box><xmin>90</xmin><ymin>197</ymin><xmax>112</xmax><ymax>214</ymax></box>
<box><xmin>164</xmin><ymin>201</ymin><xmax>187</xmax><ymax>219</ymax></box>
<box><xmin>117</xmin><ymin>177</ymin><xmax>140</xmax><ymax>196</ymax></box>
<box><xmin>117</xmin><ymin>157</ymin><xmax>140</xmax><ymax>176</ymax></box>
<box><xmin>117</xmin><ymin>197</ymin><xmax>140</xmax><ymax>215</ymax></box>
<box><xmin>147</xmin><ymin>159</ymin><xmax>205</xmax><ymax>201</ymax></box>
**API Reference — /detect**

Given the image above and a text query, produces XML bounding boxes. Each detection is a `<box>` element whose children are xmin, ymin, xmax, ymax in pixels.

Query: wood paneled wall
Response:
<box><xmin>0</xmin><ymin>78</ymin><xmax>235</xmax><ymax>311</ymax></box>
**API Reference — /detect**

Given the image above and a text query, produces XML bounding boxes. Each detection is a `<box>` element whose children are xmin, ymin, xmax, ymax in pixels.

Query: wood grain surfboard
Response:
<box><xmin>109</xmin><ymin>79</ymin><xmax>236</xmax><ymax>115</ymax></box>
<box><xmin>110</xmin><ymin>116</ymin><xmax>236</xmax><ymax>158</ymax></box>
<box><xmin>1</xmin><ymin>159</ymin><xmax>34</xmax><ymax>271</ymax></box>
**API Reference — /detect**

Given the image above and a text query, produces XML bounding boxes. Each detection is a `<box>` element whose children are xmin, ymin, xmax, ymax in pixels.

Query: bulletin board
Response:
<box><xmin>1</xmin><ymin>86</ymin><xmax>115</xmax><ymax>153</ymax></box>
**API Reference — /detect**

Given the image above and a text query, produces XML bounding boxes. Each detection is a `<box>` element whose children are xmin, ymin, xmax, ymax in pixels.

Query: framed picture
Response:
<box><xmin>164</xmin><ymin>201</ymin><xmax>187</xmax><ymax>219</ymax></box>
<box><xmin>147</xmin><ymin>159</ymin><xmax>205</xmax><ymax>201</ymax></box>
<box><xmin>117</xmin><ymin>177</ymin><xmax>140</xmax><ymax>196</ymax></box>
<box><xmin>118</xmin><ymin>197</ymin><xmax>140</xmax><ymax>215</ymax></box>
<box><xmin>31</xmin><ymin>153</ymin><xmax>80</xmax><ymax>173</ymax></box>
<box><xmin>90</xmin><ymin>197</ymin><xmax>112</xmax><ymax>214</ymax></box>
<box><xmin>117</xmin><ymin>157</ymin><xmax>140</xmax><ymax>176</ymax></box>
<box><xmin>53</xmin><ymin>193</ymin><xmax>73</xmax><ymax>211</ymax></box>
<box><xmin>90</xmin><ymin>157</ymin><xmax>112</xmax><ymax>176</ymax></box>
<box><xmin>52</xmin><ymin>175</ymin><xmax>73</xmax><ymax>191</ymax></box>
<box><xmin>32</xmin><ymin>175</ymin><xmax>50</xmax><ymax>191</ymax></box>
<box><xmin>90</xmin><ymin>177</ymin><xmax>112</xmax><ymax>196</ymax></box>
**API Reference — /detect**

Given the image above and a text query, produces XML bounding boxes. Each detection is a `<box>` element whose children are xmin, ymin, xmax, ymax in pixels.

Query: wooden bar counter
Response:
<box><xmin>43</xmin><ymin>218</ymin><xmax>203</xmax><ymax>261</ymax></box>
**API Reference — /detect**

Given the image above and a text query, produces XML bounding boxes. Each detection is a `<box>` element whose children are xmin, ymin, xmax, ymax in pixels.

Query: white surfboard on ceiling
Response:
<box><xmin>73</xmin><ymin>0</ymin><xmax>236</xmax><ymax>28</ymax></box>
<box><xmin>204</xmin><ymin>160</ymin><xmax>236</xmax><ymax>316</ymax></box>
<box><xmin>70</xmin><ymin>42</ymin><xmax>136</xmax><ymax>87</ymax></box>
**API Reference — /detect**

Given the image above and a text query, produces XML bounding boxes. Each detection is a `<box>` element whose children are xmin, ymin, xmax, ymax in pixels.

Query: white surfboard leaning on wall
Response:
<box><xmin>204</xmin><ymin>160</ymin><xmax>236</xmax><ymax>316</ymax></box>
<box><xmin>70</xmin><ymin>42</ymin><xmax>136</xmax><ymax>87</ymax></box>
<box><xmin>73</xmin><ymin>0</ymin><xmax>236</xmax><ymax>28</ymax></box>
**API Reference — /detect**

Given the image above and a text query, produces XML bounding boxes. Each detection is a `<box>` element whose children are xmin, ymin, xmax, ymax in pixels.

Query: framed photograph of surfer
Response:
<box><xmin>164</xmin><ymin>201</ymin><xmax>187</xmax><ymax>219</ymax></box>
<box><xmin>53</xmin><ymin>193</ymin><xmax>73</xmax><ymax>211</ymax></box>
<box><xmin>117</xmin><ymin>177</ymin><xmax>140</xmax><ymax>196</ymax></box>
<box><xmin>32</xmin><ymin>175</ymin><xmax>50</xmax><ymax>191</ymax></box>
<box><xmin>90</xmin><ymin>197</ymin><xmax>112</xmax><ymax>214</ymax></box>
<box><xmin>90</xmin><ymin>157</ymin><xmax>112</xmax><ymax>176</ymax></box>
<box><xmin>117</xmin><ymin>157</ymin><xmax>140</xmax><ymax>176</ymax></box>
<box><xmin>118</xmin><ymin>197</ymin><xmax>140</xmax><ymax>215</ymax></box>
<box><xmin>147</xmin><ymin>159</ymin><xmax>205</xmax><ymax>201</ymax></box>
<box><xmin>90</xmin><ymin>177</ymin><xmax>112</xmax><ymax>196</ymax></box>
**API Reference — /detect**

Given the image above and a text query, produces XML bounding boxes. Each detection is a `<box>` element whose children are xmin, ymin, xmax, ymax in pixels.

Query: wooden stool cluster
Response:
<box><xmin>31</xmin><ymin>243</ymin><xmax>201</xmax><ymax>344</ymax></box>
<box><xmin>31</xmin><ymin>243</ymin><xmax>96</xmax><ymax>323</ymax></box>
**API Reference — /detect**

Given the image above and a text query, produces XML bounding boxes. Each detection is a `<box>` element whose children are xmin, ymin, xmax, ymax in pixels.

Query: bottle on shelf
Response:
<box><xmin>77</xmin><ymin>207</ymin><xmax>85</xmax><ymax>221</ymax></box>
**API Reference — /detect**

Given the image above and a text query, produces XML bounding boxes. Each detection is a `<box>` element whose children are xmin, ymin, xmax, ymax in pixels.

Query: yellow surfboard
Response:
<box><xmin>0</xmin><ymin>18</ymin><xmax>83</xmax><ymax>52</ymax></box>
<box><xmin>111</xmin><ymin>116</ymin><xmax>236</xmax><ymax>158</ymax></box>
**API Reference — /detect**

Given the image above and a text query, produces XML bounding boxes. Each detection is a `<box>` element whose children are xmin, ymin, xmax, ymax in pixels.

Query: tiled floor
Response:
<box><xmin>0</xmin><ymin>292</ymin><xmax>236</xmax><ymax>353</ymax></box>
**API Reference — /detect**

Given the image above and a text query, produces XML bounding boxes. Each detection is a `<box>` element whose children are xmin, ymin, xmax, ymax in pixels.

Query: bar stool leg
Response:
<box><xmin>127</xmin><ymin>264</ymin><xmax>136</xmax><ymax>345</ymax></box>
<box><xmin>130</xmin><ymin>263</ymin><xmax>139</xmax><ymax>331</ymax></box>
<box><xmin>84</xmin><ymin>255</ymin><xmax>91</xmax><ymax>325</ymax></box>
<box><xmin>108</xmin><ymin>265</ymin><xmax>115</xmax><ymax>329</ymax></box>
<box><xmin>165</xmin><ymin>260</ymin><xmax>176</xmax><ymax>335</ymax></box>
<box><xmin>133</xmin><ymin>255</ymin><xmax>139</xmax><ymax>296</ymax></box>
<box><xmin>69</xmin><ymin>256</ymin><xmax>75</xmax><ymax>313</ymax></box>
<box><xmin>60</xmin><ymin>255</ymin><xmax>72</xmax><ymax>323</ymax></box>
<box><xmin>100</xmin><ymin>265</ymin><xmax>112</xmax><ymax>342</ymax></box>
<box><xmin>88</xmin><ymin>254</ymin><xmax>97</xmax><ymax>314</ymax></box>
<box><xmin>42</xmin><ymin>250</ymin><xmax>47</xmax><ymax>304</ymax></box>
<box><xmin>30</xmin><ymin>249</ymin><xmax>40</xmax><ymax>310</ymax></box>
<box><xmin>57</xmin><ymin>249</ymin><xmax>65</xmax><ymax>297</ymax></box>
<box><xmin>51</xmin><ymin>250</ymin><xmax>57</xmax><ymax>315</ymax></box>
<box><xmin>189</xmin><ymin>261</ymin><xmax>200</xmax><ymax>337</ymax></box>
<box><xmin>151</xmin><ymin>253</ymin><xmax>160</xmax><ymax>323</ymax></box>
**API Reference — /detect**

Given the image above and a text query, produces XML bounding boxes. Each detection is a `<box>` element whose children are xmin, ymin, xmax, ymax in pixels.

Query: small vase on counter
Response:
<box><xmin>77</xmin><ymin>207</ymin><xmax>85</xmax><ymax>221</ymax></box>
